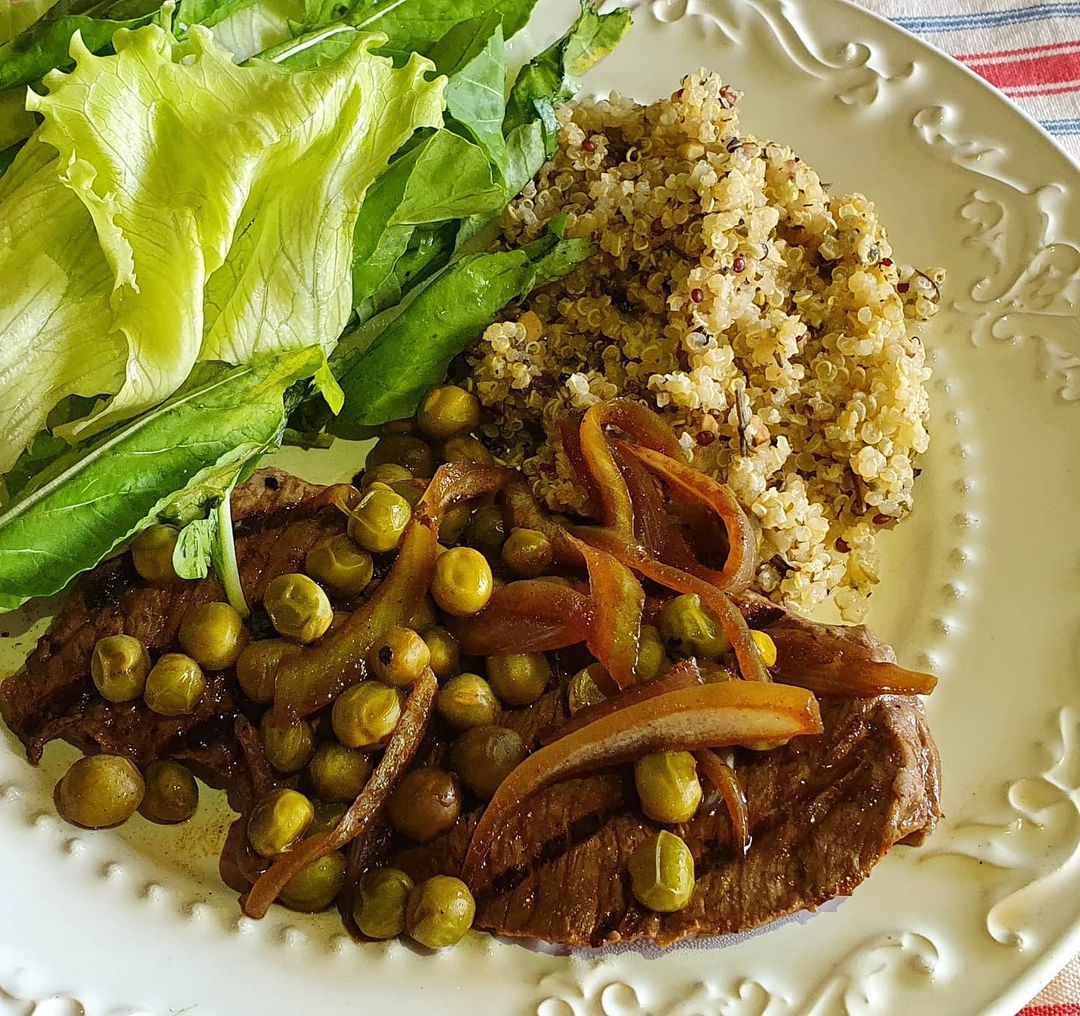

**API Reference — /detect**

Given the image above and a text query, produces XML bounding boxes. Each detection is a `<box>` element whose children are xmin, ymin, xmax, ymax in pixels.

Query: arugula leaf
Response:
<box><xmin>0</xmin><ymin>0</ymin><xmax>164</xmax><ymax>91</ymax></box>
<box><xmin>351</xmin><ymin>129</ymin><xmax>504</xmax><ymax>318</ymax></box>
<box><xmin>456</xmin><ymin>3</ymin><xmax>632</xmax><ymax>238</ymax></box>
<box><xmin>0</xmin><ymin>87</ymin><xmax>36</xmax><ymax>151</ymax></box>
<box><xmin>254</xmin><ymin>21</ymin><xmax>356</xmax><ymax>68</ymax></box>
<box><xmin>335</xmin><ymin>232</ymin><xmax>591</xmax><ymax>426</ymax></box>
<box><xmin>430</xmin><ymin>15</ymin><xmax>507</xmax><ymax>170</ymax></box>
<box><xmin>6</xmin><ymin>24</ymin><xmax>441</xmax><ymax>452</ymax></box>
<box><xmin>0</xmin><ymin>0</ymin><xmax>60</xmax><ymax>45</ymax></box>
<box><xmin>502</xmin><ymin>117</ymin><xmax>546</xmax><ymax>196</ymax></box>
<box><xmin>504</xmin><ymin>1</ymin><xmax>631</xmax><ymax>149</ymax></box>
<box><xmin>0</xmin><ymin>347</ymin><xmax>328</xmax><ymax>611</ymax></box>
<box><xmin>300</xmin><ymin>0</ymin><xmax>537</xmax><ymax>59</ymax></box>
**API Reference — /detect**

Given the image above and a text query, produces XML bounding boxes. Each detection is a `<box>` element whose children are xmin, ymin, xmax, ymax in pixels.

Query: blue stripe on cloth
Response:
<box><xmin>894</xmin><ymin>3</ymin><xmax>1080</xmax><ymax>32</ymax></box>
<box><xmin>1040</xmin><ymin>118</ymin><xmax>1080</xmax><ymax>134</ymax></box>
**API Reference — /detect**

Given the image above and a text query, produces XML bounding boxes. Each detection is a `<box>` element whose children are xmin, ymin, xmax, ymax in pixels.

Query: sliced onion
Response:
<box><xmin>245</xmin><ymin>669</ymin><xmax>438</xmax><ymax>919</ymax></box>
<box><xmin>541</xmin><ymin>659</ymin><xmax>702</xmax><ymax>745</ymax></box>
<box><xmin>769</xmin><ymin>626</ymin><xmax>937</xmax><ymax>696</ymax></box>
<box><xmin>451</xmin><ymin>580</ymin><xmax>594</xmax><ymax>655</ymax></box>
<box><xmin>580</xmin><ymin>402</ymin><xmax>635</xmax><ymax>531</ymax></box>
<box><xmin>695</xmin><ymin>748</ymin><xmax>750</xmax><ymax>856</ymax></box>
<box><xmin>462</xmin><ymin>681</ymin><xmax>823</xmax><ymax>881</ymax></box>
<box><xmin>568</xmin><ymin>535</ymin><xmax>645</xmax><ymax>690</ymax></box>
<box><xmin>558</xmin><ymin>417</ymin><xmax>601</xmax><ymax>519</ymax></box>
<box><xmin>618</xmin><ymin>441</ymin><xmax>756</xmax><ymax>592</ymax></box>
<box><xmin>577</xmin><ymin>527</ymin><xmax>771</xmax><ymax>683</ymax></box>
<box><xmin>273</xmin><ymin>464</ymin><xmax>511</xmax><ymax>720</ymax></box>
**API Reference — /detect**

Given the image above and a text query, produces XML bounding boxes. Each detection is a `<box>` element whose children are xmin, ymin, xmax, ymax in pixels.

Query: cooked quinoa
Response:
<box><xmin>461</xmin><ymin>72</ymin><xmax>940</xmax><ymax>620</ymax></box>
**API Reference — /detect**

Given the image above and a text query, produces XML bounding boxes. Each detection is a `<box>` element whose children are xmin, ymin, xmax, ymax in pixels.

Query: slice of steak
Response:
<box><xmin>0</xmin><ymin>469</ymin><xmax>341</xmax><ymax>768</ymax></box>
<box><xmin>396</xmin><ymin>694</ymin><xmax>941</xmax><ymax>947</ymax></box>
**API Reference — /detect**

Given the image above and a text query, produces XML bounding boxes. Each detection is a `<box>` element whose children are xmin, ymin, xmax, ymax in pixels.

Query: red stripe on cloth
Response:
<box><xmin>958</xmin><ymin>41</ymin><xmax>1080</xmax><ymax>62</ymax></box>
<box><xmin>1004</xmin><ymin>81</ymin><xmax>1080</xmax><ymax>98</ymax></box>
<box><xmin>1019</xmin><ymin>1005</ymin><xmax>1080</xmax><ymax>1016</ymax></box>
<box><xmin>967</xmin><ymin>50</ymin><xmax>1080</xmax><ymax>89</ymax></box>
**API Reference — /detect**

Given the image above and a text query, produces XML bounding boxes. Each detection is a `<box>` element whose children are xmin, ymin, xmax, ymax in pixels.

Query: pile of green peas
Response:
<box><xmin>59</xmin><ymin>382</ymin><xmax>716</xmax><ymax>943</ymax></box>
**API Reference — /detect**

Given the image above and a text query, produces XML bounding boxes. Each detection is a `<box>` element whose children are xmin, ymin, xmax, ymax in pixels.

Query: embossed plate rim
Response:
<box><xmin>3</xmin><ymin>0</ymin><xmax>1080</xmax><ymax>1013</ymax></box>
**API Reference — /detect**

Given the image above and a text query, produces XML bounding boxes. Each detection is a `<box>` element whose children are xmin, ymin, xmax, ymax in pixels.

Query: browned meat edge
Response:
<box><xmin>0</xmin><ymin>469</ymin><xmax>341</xmax><ymax>776</ymax></box>
<box><xmin>0</xmin><ymin>469</ymin><xmax>942</xmax><ymax>947</ymax></box>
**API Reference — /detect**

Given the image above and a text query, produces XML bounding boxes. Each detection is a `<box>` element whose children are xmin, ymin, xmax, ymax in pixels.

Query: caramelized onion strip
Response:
<box><xmin>617</xmin><ymin>441</ymin><xmax>756</xmax><ymax>593</ymax></box>
<box><xmin>273</xmin><ymin>465</ymin><xmax>511</xmax><ymax>720</ymax></box>
<box><xmin>451</xmin><ymin>580</ymin><xmax>594</xmax><ymax>655</ymax></box>
<box><xmin>245</xmin><ymin>670</ymin><xmax>438</xmax><ymax>919</ymax></box>
<box><xmin>695</xmin><ymin>748</ymin><xmax>751</xmax><ymax>856</ymax></box>
<box><xmin>578</xmin><ymin>527</ymin><xmax>771</xmax><ymax>683</ymax></box>
<box><xmin>462</xmin><ymin>680</ymin><xmax>822</xmax><ymax>882</ymax></box>
<box><xmin>770</xmin><ymin>627</ymin><xmax>938</xmax><ymax>696</ymax></box>
<box><xmin>541</xmin><ymin>659</ymin><xmax>702</xmax><ymax>745</ymax></box>
<box><xmin>568</xmin><ymin>535</ymin><xmax>645</xmax><ymax>690</ymax></box>
<box><xmin>579</xmin><ymin>402</ymin><xmax>635</xmax><ymax>531</ymax></box>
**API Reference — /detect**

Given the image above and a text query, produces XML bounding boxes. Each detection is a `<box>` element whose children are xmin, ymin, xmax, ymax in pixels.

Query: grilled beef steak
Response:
<box><xmin>0</xmin><ymin>470</ymin><xmax>339</xmax><ymax>775</ymax></box>
<box><xmin>398</xmin><ymin>695</ymin><xmax>939</xmax><ymax>947</ymax></box>
<box><xmin>0</xmin><ymin>469</ymin><xmax>941</xmax><ymax>947</ymax></box>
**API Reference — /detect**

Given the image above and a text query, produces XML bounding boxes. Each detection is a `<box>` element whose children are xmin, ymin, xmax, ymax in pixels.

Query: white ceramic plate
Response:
<box><xmin>3</xmin><ymin>0</ymin><xmax>1080</xmax><ymax>1012</ymax></box>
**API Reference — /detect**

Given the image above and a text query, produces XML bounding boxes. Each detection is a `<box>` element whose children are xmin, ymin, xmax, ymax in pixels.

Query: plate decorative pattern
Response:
<box><xmin>2</xmin><ymin>1</ymin><xmax>1079</xmax><ymax>1013</ymax></box>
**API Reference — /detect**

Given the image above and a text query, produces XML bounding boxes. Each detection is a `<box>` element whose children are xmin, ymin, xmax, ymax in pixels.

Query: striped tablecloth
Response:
<box><xmin>855</xmin><ymin>3</ymin><xmax>1078</xmax><ymax>1013</ymax></box>
<box><xmin>859</xmin><ymin>1</ymin><xmax>1080</xmax><ymax>160</ymax></box>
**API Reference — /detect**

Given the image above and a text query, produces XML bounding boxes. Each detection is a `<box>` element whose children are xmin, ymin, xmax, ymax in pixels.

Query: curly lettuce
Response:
<box><xmin>0</xmin><ymin>23</ymin><xmax>443</xmax><ymax>470</ymax></box>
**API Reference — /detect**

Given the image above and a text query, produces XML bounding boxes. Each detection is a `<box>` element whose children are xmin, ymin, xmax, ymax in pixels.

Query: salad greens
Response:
<box><xmin>0</xmin><ymin>0</ymin><xmax>630</xmax><ymax>612</ymax></box>
<box><xmin>350</xmin><ymin>129</ymin><xmax>505</xmax><ymax>320</ymax></box>
<box><xmin>0</xmin><ymin>0</ymin><xmax>59</xmax><ymax>44</ymax></box>
<box><xmin>0</xmin><ymin>347</ymin><xmax>336</xmax><ymax>610</ymax></box>
<box><xmin>431</xmin><ymin>15</ymin><xmax>509</xmax><ymax>173</ymax></box>
<box><xmin>0</xmin><ymin>0</ymin><xmax>164</xmax><ymax>92</ymax></box>
<box><xmin>52</xmin><ymin>27</ymin><xmax>437</xmax><ymax>437</ymax></box>
<box><xmin>337</xmin><ymin>218</ymin><xmax>591</xmax><ymax>426</ymax></box>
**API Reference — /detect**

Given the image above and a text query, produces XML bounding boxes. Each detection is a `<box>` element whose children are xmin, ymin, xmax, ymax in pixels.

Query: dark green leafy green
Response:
<box><xmin>254</xmin><ymin>22</ymin><xmax>355</xmax><ymax>67</ymax></box>
<box><xmin>455</xmin><ymin>3</ymin><xmax>633</xmax><ymax>239</ymax></box>
<box><xmin>2</xmin><ymin>394</ymin><xmax>101</xmax><ymax>502</ymax></box>
<box><xmin>0</xmin><ymin>140</ymin><xmax>22</xmax><ymax>176</ymax></box>
<box><xmin>430</xmin><ymin>15</ymin><xmax>506</xmax><ymax>170</ymax></box>
<box><xmin>335</xmin><ymin>228</ymin><xmax>591</xmax><ymax>427</ymax></box>
<box><xmin>350</xmin><ymin>129</ymin><xmax>503</xmax><ymax>318</ymax></box>
<box><xmin>0</xmin><ymin>346</ymin><xmax>330</xmax><ymax>610</ymax></box>
<box><xmin>301</xmin><ymin>0</ymin><xmax>536</xmax><ymax>60</ymax></box>
<box><xmin>0</xmin><ymin>0</ymin><xmax>166</xmax><ymax>91</ymax></box>
<box><xmin>504</xmin><ymin>1</ymin><xmax>631</xmax><ymax>151</ymax></box>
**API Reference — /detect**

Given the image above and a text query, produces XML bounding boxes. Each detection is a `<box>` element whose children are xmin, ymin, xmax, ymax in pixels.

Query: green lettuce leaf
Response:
<box><xmin>335</xmin><ymin>229</ymin><xmax>592</xmax><ymax>427</ymax></box>
<box><xmin>0</xmin><ymin>0</ymin><xmax>164</xmax><ymax>91</ymax></box>
<box><xmin>188</xmin><ymin>0</ymin><xmax>306</xmax><ymax>60</ymax></box>
<box><xmin>0</xmin><ymin>346</ymin><xmax>327</xmax><ymax>610</ymax></box>
<box><xmin>0</xmin><ymin>0</ymin><xmax>60</xmax><ymax>45</ymax></box>
<box><xmin>18</xmin><ymin>24</ymin><xmax>442</xmax><ymax>444</ymax></box>
<box><xmin>0</xmin><ymin>134</ymin><xmax>125</xmax><ymax>474</ymax></box>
